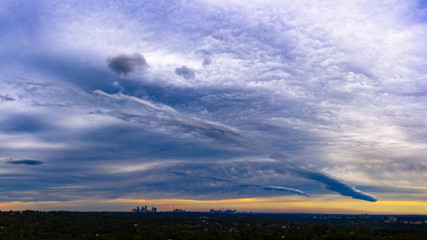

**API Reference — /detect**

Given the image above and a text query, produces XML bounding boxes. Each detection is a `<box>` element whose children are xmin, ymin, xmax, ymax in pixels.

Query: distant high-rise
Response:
<box><xmin>132</xmin><ymin>204</ymin><xmax>159</xmax><ymax>213</ymax></box>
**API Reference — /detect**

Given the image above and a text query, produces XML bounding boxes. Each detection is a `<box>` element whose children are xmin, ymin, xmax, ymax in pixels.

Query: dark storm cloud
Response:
<box><xmin>175</xmin><ymin>65</ymin><xmax>195</xmax><ymax>79</ymax></box>
<box><xmin>107</xmin><ymin>53</ymin><xmax>147</xmax><ymax>76</ymax></box>
<box><xmin>6</xmin><ymin>159</ymin><xmax>43</xmax><ymax>165</ymax></box>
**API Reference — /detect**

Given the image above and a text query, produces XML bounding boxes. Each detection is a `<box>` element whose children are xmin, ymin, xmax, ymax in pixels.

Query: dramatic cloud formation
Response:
<box><xmin>270</xmin><ymin>153</ymin><xmax>377</xmax><ymax>202</ymax></box>
<box><xmin>0</xmin><ymin>0</ymin><xmax>426</xmax><ymax>211</ymax></box>
<box><xmin>107</xmin><ymin>53</ymin><xmax>147</xmax><ymax>76</ymax></box>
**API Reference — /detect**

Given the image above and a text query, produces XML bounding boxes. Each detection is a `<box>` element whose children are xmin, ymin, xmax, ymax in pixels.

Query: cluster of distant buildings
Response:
<box><xmin>131</xmin><ymin>205</ymin><xmax>157</xmax><ymax>213</ymax></box>
<box><xmin>131</xmin><ymin>205</ymin><xmax>239</xmax><ymax>214</ymax></box>
<box><xmin>209</xmin><ymin>209</ymin><xmax>237</xmax><ymax>214</ymax></box>
<box><xmin>130</xmin><ymin>207</ymin><xmax>426</xmax><ymax>224</ymax></box>
<box><xmin>382</xmin><ymin>216</ymin><xmax>397</xmax><ymax>223</ymax></box>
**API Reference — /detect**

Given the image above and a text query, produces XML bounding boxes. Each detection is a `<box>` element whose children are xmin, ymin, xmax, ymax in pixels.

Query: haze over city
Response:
<box><xmin>0</xmin><ymin>0</ymin><xmax>426</xmax><ymax>214</ymax></box>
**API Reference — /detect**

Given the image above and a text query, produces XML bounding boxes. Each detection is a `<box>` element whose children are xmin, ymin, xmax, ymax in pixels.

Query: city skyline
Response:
<box><xmin>0</xmin><ymin>0</ymin><xmax>427</xmax><ymax>214</ymax></box>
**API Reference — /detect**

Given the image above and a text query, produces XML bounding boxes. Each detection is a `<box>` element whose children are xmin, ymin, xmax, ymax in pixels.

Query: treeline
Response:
<box><xmin>0</xmin><ymin>211</ymin><xmax>425</xmax><ymax>239</ymax></box>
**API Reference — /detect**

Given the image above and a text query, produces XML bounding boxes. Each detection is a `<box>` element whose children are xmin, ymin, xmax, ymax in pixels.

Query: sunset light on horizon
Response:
<box><xmin>1</xmin><ymin>0</ymin><xmax>427</xmax><ymax>215</ymax></box>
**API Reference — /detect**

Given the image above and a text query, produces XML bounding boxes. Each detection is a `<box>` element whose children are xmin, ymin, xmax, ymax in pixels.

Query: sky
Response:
<box><xmin>0</xmin><ymin>0</ymin><xmax>427</xmax><ymax>214</ymax></box>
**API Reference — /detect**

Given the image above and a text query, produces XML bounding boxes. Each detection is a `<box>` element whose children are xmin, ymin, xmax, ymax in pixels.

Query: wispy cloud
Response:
<box><xmin>93</xmin><ymin>90</ymin><xmax>256</xmax><ymax>148</ymax></box>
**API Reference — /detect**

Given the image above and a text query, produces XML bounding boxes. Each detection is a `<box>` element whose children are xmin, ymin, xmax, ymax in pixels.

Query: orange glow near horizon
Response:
<box><xmin>1</xmin><ymin>197</ymin><xmax>427</xmax><ymax>215</ymax></box>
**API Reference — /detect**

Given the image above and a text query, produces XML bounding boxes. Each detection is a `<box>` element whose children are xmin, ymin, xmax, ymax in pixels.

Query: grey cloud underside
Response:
<box><xmin>107</xmin><ymin>53</ymin><xmax>147</xmax><ymax>76</ymax></box>
<box><xmin>175</xmin><ymin>65</ymin><xmax>196</xmax><ymax>79</ymax></box>
<box><xmin>202</xmin><ymin>57</ymin><xmax>211</xmax><ymax>66</ymax></box>
<box><xmin>0</xmin><ymin>114</ymin><xmax>50</xmax><ymax>133</ymax></box>
<box><xmin>0</xmin><ymin>95</ymin><xmax>14</xmax><ymax>101</ymax></box>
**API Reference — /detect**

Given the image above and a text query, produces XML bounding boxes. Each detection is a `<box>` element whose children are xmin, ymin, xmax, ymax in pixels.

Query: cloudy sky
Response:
<box><xmin>1</xmin><ymin>0</ymin><xmax>427</xmax><ymax>213</ymax></box>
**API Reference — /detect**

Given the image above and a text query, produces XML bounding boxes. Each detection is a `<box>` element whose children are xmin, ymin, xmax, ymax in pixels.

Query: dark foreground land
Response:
<box><xmin>0</xmin><ymin>211</ymin><xmax>426</xmax><ymax>240</ymax></box>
